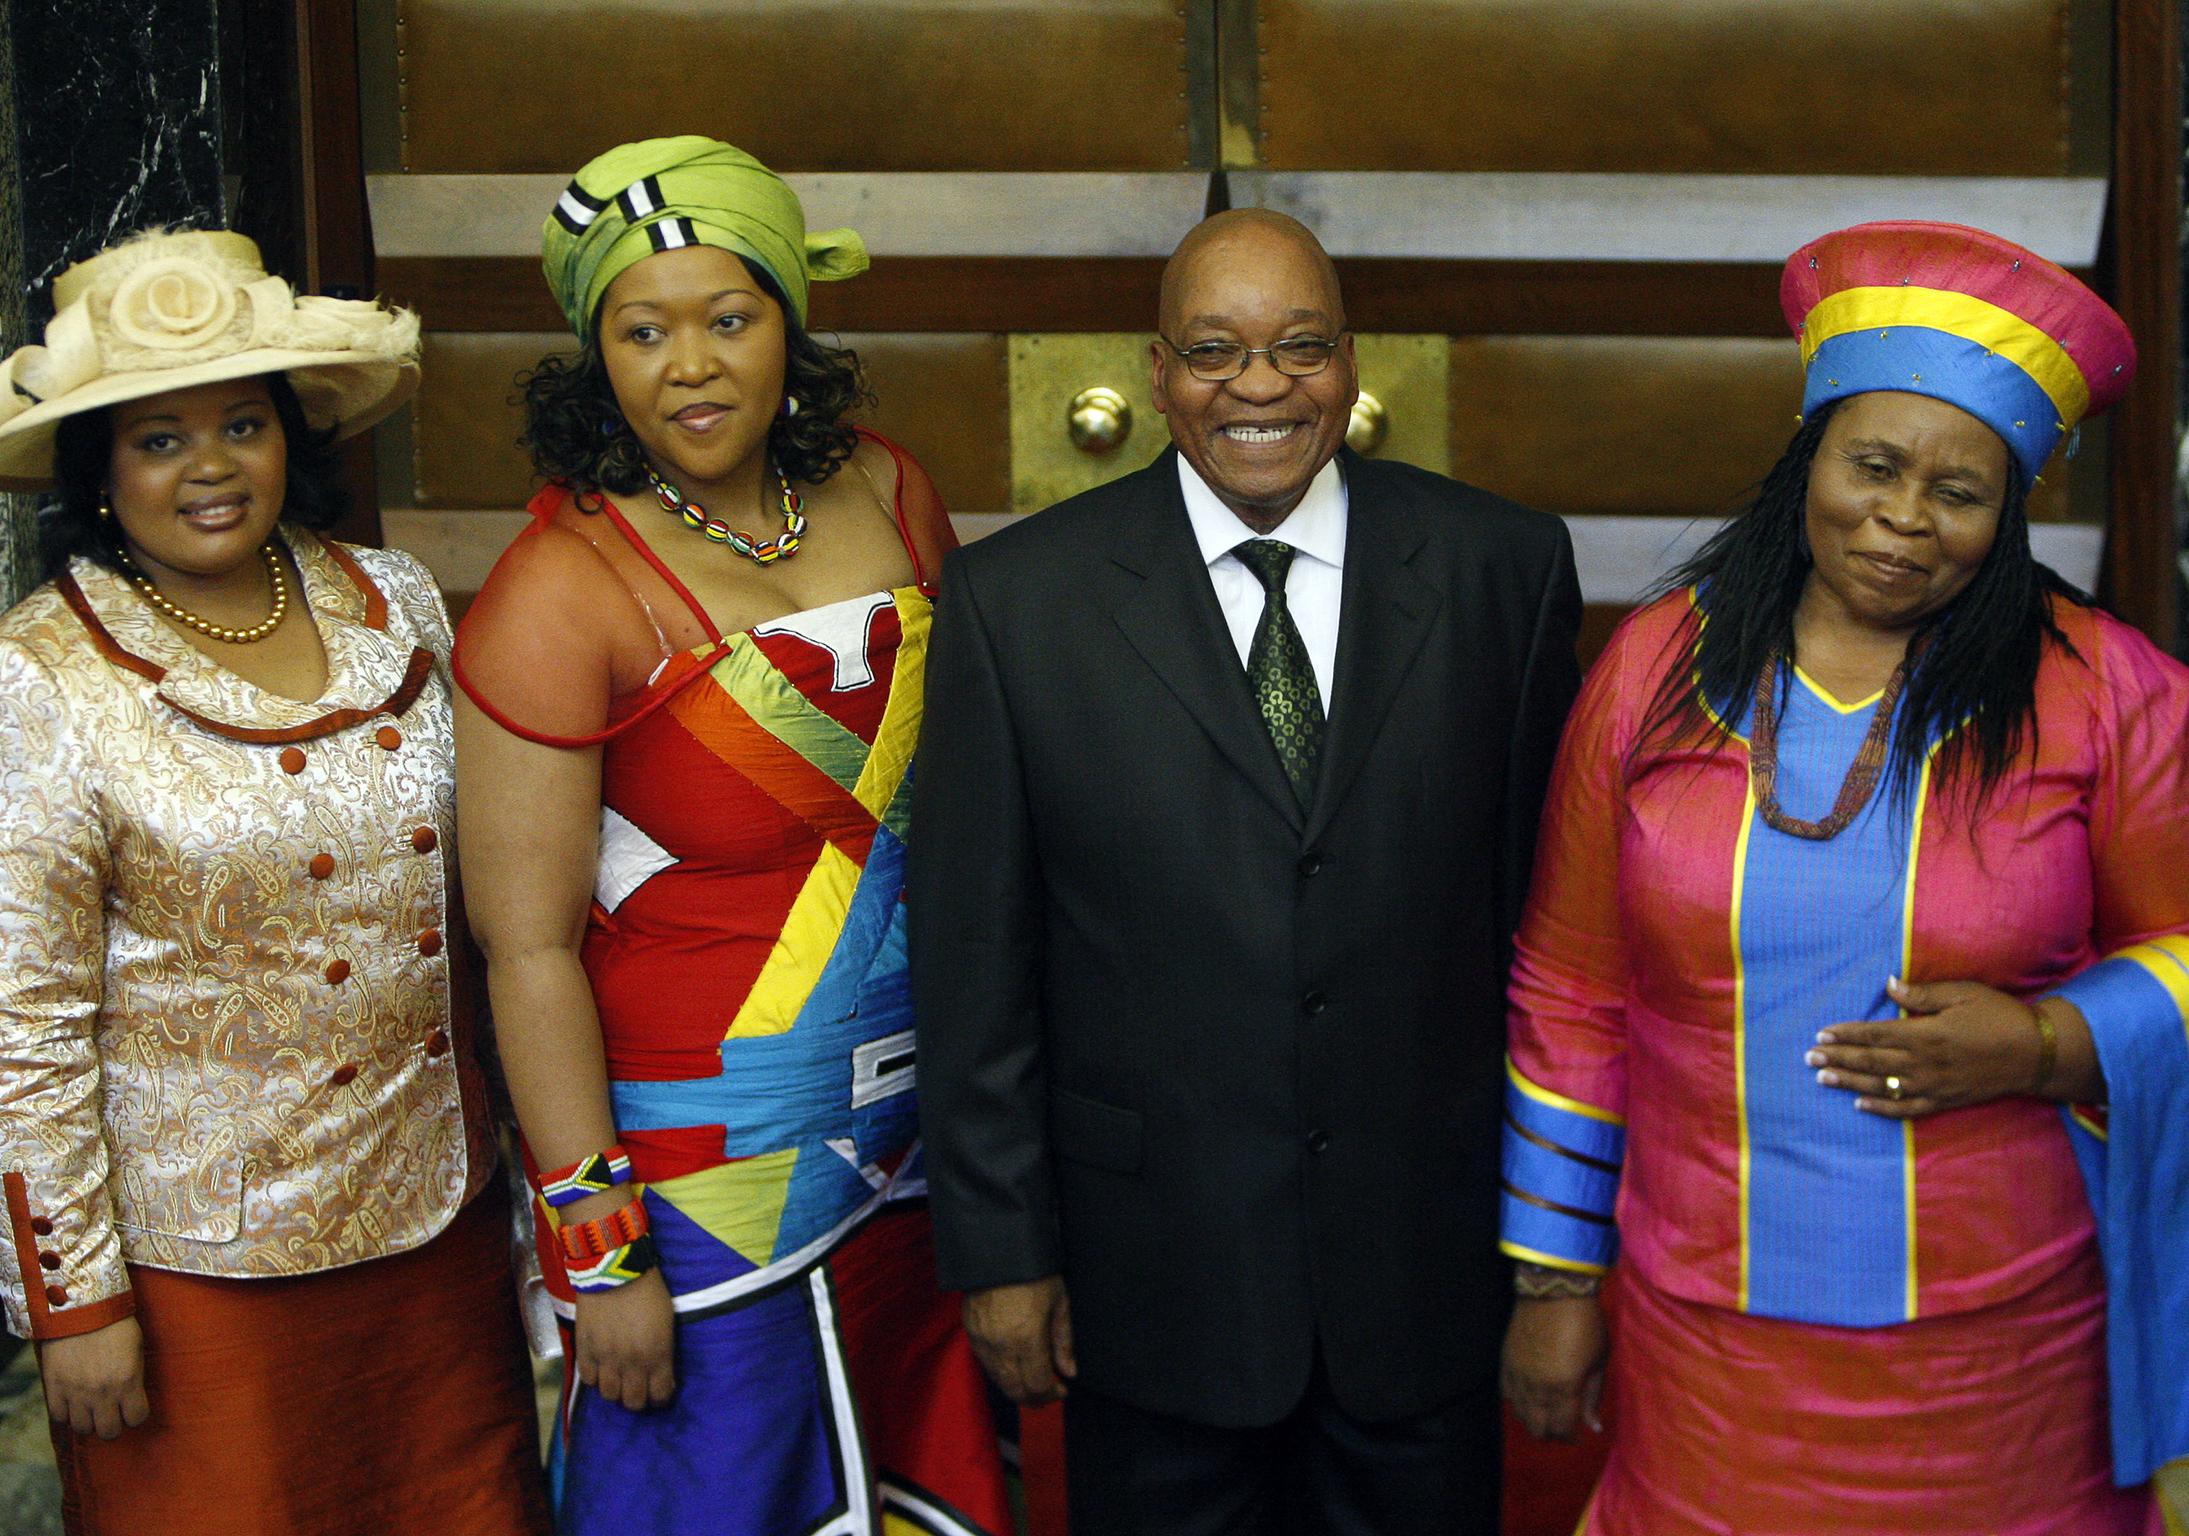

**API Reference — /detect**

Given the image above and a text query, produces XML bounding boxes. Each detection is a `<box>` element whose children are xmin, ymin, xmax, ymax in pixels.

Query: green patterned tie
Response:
<box><xmin>1233</xmin><ymin>539</ymin><xmax>1324</xmax><ymax>809</ymax></box>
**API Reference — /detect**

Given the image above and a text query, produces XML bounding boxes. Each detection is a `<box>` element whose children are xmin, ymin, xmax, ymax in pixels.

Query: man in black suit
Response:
<box><xmin>909</xmin><ymin>210</ymin><xmax>1581</xmax><ymax>1534</ymax></box>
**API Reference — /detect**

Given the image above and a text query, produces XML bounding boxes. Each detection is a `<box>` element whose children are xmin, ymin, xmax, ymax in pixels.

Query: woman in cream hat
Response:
<box><xmin>0</xmin><ymin>228</ymin><xmax>549</xmax><ymax>1535</ymax></box>
<box><xmin>1499</xmin><ymin>221</ymin><xmax>2187</xmax><ymax>1530</ymax></box>
<box><xmin>453</xmin><ymin>138</ymin><xmax>1010</xmax><ymax>1536</ymax></box>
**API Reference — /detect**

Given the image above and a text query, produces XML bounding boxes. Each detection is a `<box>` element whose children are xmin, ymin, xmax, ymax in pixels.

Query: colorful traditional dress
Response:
<box><xmin>455</xmin><ymin>432</ymin><xmax>1010</xmax><ymax>1536</ymax></box>
<box><xmin>1502</xmin><ymin>590</ymin><xmax>2189</xmax><ymax>1535</ymax></box>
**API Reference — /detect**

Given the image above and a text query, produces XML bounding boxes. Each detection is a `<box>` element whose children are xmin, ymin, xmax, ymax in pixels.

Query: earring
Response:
<box><xmin>97</xmin><ymin>496</ymin><xmax>113</xmax><ymax>521</ymax></box>
<box><xmin>780</xmin><ymin>395</ymin><xmax>801</xmax><ymax>418</ymax></box>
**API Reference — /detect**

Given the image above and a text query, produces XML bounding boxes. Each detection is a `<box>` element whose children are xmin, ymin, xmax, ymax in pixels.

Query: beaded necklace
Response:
<box><xmin>119</xmin><ymin>542</ymin><xmax>289</xmax><ymax>644</ymax></box>
<box><xmin>647</xmin><ymin>462</ymin><xmax>806</xmax><ymax>565</ymax></box>
<box><xmin>1747</xmin><ymin>650</ymin><xmax>1914</xmax><ymax>840</ymax></box>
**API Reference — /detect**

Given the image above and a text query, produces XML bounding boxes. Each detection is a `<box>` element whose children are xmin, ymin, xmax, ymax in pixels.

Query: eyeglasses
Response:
<box><xmin>1162</xmin><ymin>332</ymin><xmax>1348</xmax><ymax>382</ymax></box>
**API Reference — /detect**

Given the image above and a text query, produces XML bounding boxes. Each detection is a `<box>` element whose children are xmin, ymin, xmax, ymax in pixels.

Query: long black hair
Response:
<box><xmin>38</xmin><ymin>371</ymin><xmax>344</xmax><ymax>582</ymax></box>
<box><xmin>518</xmin><ymin>256</ymin><xmax>869</xmax><ymax>493</ymax></box>
<box><xmin>1636</xmin><ymin>398</ymin><xmax>2084</xmax><ymax>811</ymax></box>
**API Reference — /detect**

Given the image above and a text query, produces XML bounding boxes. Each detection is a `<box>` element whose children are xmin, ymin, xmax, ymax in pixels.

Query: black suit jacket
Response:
<box><xmin>909</xmin><ymin>447</ymin><xmax>1581</xmax><ymax>1428</ymax></box>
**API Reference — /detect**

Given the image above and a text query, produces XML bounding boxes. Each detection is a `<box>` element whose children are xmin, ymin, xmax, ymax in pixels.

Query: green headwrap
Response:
<box><xmin>541</xmin><ymin>135</ymin><xmax>867</xmax><ymax>336</ymax></box>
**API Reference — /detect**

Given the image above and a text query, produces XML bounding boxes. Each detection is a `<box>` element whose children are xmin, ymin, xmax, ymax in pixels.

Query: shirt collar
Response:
<box><xmin>1176</xmin><ymin>451</ymin><xmax>1349</xmax><ymax>573</ymax></box>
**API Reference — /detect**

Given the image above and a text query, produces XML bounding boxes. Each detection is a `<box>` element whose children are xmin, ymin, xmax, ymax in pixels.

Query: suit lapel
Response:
<box><xmin>1105</xmin><ymin>452</ymin><xmax>1306</xmax><ymax>832</ymax></box>
<box><xmin>1307</xmin><ymin>458</ymin><xmax>1440</xmax><ymax>844</ymax></box>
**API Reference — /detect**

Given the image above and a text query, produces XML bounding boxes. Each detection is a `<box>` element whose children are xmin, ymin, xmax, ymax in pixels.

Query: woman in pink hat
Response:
<box><xmin>1498</xmin><ymin>221</ymin><xmax>2187</xmax><ymax>1532</ymax></box>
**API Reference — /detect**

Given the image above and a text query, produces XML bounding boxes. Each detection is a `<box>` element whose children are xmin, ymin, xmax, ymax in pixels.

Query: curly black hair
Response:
<box><xmin>518</xmin><ymin>256</ymin><xmax>870</xmax><ymax>494</ymax></box>
<box><xmin>38</xmin><ymin>371</ymin><xmax>345</xmax><ymax>581</ymax></box>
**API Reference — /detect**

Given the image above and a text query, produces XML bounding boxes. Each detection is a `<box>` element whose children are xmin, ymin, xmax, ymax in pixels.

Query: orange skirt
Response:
<box><xmin>54</xmin><ymin>1181</ymin><xmax>550</xmax><ymax>1536</ymax></box>
<box><xmin>1585</xmin><ymin>1245</ymin><xmax>2154</xmax><ymax>1535</ymax></box>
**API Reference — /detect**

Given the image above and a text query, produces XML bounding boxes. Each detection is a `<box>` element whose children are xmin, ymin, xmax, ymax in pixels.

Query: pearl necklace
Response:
<box><xmin>120</xmin><ymin>542</ymin><xmax>289</xmax><ymax>644</ymax></box>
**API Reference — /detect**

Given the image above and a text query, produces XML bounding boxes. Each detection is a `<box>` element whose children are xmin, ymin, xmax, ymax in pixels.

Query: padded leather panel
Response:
<box><xmin>408</xmin><ymin>332</ymin><xmax>1010</xmax><ymax>513</ymax></box>
<box><xmin>396</xmin><ymin>0</ymin><xmax>1193</xmax><ymax>173</ymax></box>
<box><xmin>1256</xmin><ymin>0</ymin><xmax>2075</xmax><ymax>174</ymax></box>
<box><xmin>1450</xmin><ymin>335</ymin><xmax>2070</xmax><ymax>520</ymax></box>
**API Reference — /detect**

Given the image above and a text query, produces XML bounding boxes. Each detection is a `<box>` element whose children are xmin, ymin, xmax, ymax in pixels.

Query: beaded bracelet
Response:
<box><xmin>538</xmin><ymin>1144</ymin><xmax>633</xmax><ymax>1209</ymax></box>
<box><xmin>557</xmin><ymin>1197</ymin><xmax>651</xmax><ymax>1264</ymax></box>
<box><xmin>1513</xmin><ymin>1261</ymin><xmax>1603</xmax><ymax>1299</ymax></box>
<box><xmin>567</xmin><ymin>1234</ymin><xmax>659</xmax><ymax>1294</ymax></box>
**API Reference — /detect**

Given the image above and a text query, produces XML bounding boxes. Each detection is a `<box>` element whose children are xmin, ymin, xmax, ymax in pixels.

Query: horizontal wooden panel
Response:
<box><xmin>1452</xmin><ymin>335</ymin><xmax>2075</xmax><ymax>523</ymax></box>
<box><xmin>409</xmin><ymin>333</ymin><xmax>1010</xmax><ymax>515</ymax></box>
<box><xmin>1257</xmin><ymin>0</ymin><xmax>2078</xmax><ymax>175</ymax></box>
<box><xmin>379</xmin><ymin>257</ymin><xmax>1795</xmax><ymax>337</ymax></box>
<box><xmin>1452</xmin><ymin>336</ymin><xmax>1805</xmax><ymax>518</ymax></box>
<box><xmin>395</xmin><ymin>0</ymin><xmax>1197</xmax><ymax>174</ymax></box>
<box><xmin>370</xmin><ymin>171</ymin><xmax>2110</xmax><ymax>265</ymax></box>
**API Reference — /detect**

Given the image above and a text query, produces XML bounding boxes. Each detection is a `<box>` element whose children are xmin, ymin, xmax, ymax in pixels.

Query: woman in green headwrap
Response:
<box><xmin>450</xmin><ymin>138</ymin><xmax>1011</xmax><ymax>1536</ymax></box>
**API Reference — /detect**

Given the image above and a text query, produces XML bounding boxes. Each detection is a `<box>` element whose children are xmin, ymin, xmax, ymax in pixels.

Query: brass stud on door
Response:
<box><xmin>1346</xmin><ymin>392</ymin><xmax>1388</xmax><ymax>455</ymax></box>
<box><xmin>1067</xmin><ymin>386</ymin><xmax>1133</xmax><ymax>454</ymax></box>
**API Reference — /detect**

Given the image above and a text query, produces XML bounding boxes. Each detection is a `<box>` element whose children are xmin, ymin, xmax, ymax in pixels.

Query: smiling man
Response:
<box><xmin>910</xmin><ymin>210</ymin><xmax>1583</xmax><ymax>1535</ymax></box>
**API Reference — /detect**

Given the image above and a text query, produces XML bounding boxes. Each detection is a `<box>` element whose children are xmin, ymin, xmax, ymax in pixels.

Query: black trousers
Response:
<box><xmin>1062</xmin><ymin>1355</ymin><xmax>1500</xmax><ymax>1536</ymax></box>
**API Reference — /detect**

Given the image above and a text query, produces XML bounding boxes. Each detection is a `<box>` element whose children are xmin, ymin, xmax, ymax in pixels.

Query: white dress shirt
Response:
<box><xmin>1177</xmin><ymin>454</ymin><xmax>1348</xmax><ymax>714</ymax></box>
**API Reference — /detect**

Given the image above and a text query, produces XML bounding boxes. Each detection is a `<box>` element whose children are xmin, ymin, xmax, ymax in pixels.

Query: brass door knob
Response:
<box><xmin>1346</xmin><ymin>391</ymin><xmax>1388</xmax><ymax>455</ymax></box>
<box><xmin>1067</xmin><ymin>386</ymin><xmax>1133</xmax><ymax>454</ymax></box>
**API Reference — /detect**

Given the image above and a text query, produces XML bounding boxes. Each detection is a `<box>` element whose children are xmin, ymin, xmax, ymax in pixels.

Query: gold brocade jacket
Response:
<box><xmin>0</xmin><ymin>529</ymin><xmax>494</xmax><ymax>1340</ymax></box>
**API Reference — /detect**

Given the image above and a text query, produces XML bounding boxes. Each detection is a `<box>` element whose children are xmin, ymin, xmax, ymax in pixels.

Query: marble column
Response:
<box><xmin>0</xmin><ymin>0</ymin><xmax>225</xmax><ymax>608</ymax></box>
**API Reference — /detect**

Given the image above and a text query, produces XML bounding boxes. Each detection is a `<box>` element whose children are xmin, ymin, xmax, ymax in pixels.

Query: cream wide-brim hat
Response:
<box><xmin>0</xmin><ymin>229</ymin><xmax>421</xmax><ymax>491</ymax></box>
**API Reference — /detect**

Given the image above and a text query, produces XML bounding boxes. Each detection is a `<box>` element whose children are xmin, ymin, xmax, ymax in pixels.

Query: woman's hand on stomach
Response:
<box><xmin>1809</xmin><ymin>976</ymin><xmax>2103</xmax><ymax>1116</ymax></box>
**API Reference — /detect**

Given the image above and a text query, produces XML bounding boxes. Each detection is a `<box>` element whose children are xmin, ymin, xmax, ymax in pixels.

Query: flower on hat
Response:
<box><xmin>108</xmin><ymin>256</ymin><xmax>241</xmax><ymax>352</ymax></box>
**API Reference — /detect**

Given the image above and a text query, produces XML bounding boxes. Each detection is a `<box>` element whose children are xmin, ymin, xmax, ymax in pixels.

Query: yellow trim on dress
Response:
<box><xmin>1729</xmin><ymin>778</ymin><xmax>1757</xmax><ymax>1313</ymax></box>
<box><xmin>1499</xmin><ymin>1240</ymin><xmax>1612</xmax><ymax>1277</ymax></box>
<box><xmin>1507</xmin><ymin>1058</ymin><xmax>1626</xmax><ymax>1126</ymax></box>
<box><xmin>1898</xmin><ymin>752</ymin><xmax>1935</xmax><ymax>1322</ymax></box>
<box><xmin>1790</xmin><ymin>663</ymin><xmax>1885</xmax><ymax>716</ymax></box>
<box><xmin>2120</xmin><ymin>936</ymin><xmax>2189</xmax><ymax>1042</ymax></box>
<box><xmin>1800</xmin><ymin>286</ymin><xmax>2089</xmax><ymax>427</ymax></box>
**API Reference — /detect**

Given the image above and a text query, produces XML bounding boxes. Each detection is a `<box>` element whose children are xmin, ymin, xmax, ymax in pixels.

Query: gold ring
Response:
<box><xmin>1886</xmin><ymin>1075</ymin><xmax>1905</xmax><ymax>1101</ymax></box>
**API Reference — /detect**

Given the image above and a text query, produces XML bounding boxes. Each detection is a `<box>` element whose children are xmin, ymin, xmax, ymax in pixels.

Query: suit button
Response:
<box><xmin>279</xmin><ymin>747</ymin><xmax>306</xmax><ymax>774</ymax></box>
<box><xmin>375</xmin><ymin>725</ymin><xmax>403</xmax><ymax>751</ymax></box>
<box><xmin>1305</xmin><ymin>1129</ymin><xmax>1331</xmax><ymax>1154</ymax></box>
<box><xmin>1298</xmin><ymin>852</ymin><xmax>1325</xmax><ymax>877</ymax></box>
<box><xmin>410</xmin><ymin>826</ymin><xmax>438</xmax><ymax>854</ymax></box>
<box><xmin>324</xmin><ymin>959</ymin><xmax>351</xmax><ymax>985</ymax></box>
<box><xmin>424</xmin><ymin>1029</ymin><xmax>450</xmax><ymax>1057</ymax></box>
<box><xmin>28</xmin><ymin>1217</ymin><xmax>52</xmax><ymax>1237</ymax></box>
<box><xmin>417</xmin><ymin>928</ymin><xmax>444</xmax><ymax>958</ymax></box>
<box><xmin>330</xmin><ymin>1063</ymin><xmax>359</xmax><ymax>1087</ymax></box>
<box><xmin>43</xmin><ymin>1285</ymin><xmax>67</xmax><ymax>1307</ymax></box>
<box><xmin>36</xmin><ymin>1252</ymin><xmax>58</xmax><ymax>1271</ymax></box>
<box><xmin>308</xmin><ymin>853</ymin><xmax>335</xmax><ymax>880</ymax></box>
<box><xmin>1302</xmin><ymin>990</ymin><xmax>1328</xmax><ymax>1017</ymax></box>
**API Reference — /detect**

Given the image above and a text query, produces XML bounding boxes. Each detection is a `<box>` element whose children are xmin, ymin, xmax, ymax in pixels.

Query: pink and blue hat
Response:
<box><xmin>1781</xmin><ymin>221</ymin><xmax>2136</xmax><ymax>483</ymax></box>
